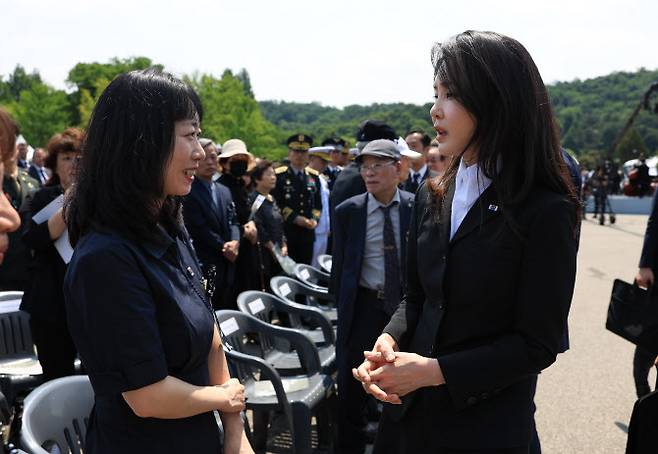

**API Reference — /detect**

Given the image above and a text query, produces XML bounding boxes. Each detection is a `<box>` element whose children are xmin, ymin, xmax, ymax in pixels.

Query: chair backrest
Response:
<box><xmin>270</xmin><ymin>276</ymin><xmax>334</xmax><ymax>307</ymax></box>
<box><xmin>216</xmin><ymin>310</ymin><xmax>277</xmax><ymax>381</ymax></box>
<box><xmin>236</xmin><ymin>291</ymin><xmax>276</xmax><ymax>325</ymax></box>
<box><xmin>293</xmin><ymin>264</ymin><xmax>330</xmax><ymax>291</ymax></box>
<box><xmin>0</xmin><ymin>309</ymin><xmax>35</xmax><ymax>359</ymax></box>
<box><xmin>0</xmin><ymin>291</ymin><xmax>23</xmax><ymax>303</ymax></box>
<box><xmin>317</xmin><ymin>254</ymin><xmax>332</xmax><ymax>274</ymax></box>
<box><xmin>21</xmin><ymin>375</ymin><xmax>94</xmax><ymax>454</ymax></box>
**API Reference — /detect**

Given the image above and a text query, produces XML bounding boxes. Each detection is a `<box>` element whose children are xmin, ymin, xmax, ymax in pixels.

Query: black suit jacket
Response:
<box><xmin>330</xmin><ymin>190</ymin><xmax>414</xmax><ymax>349</ymax></box>
<box><xmin>380</xmin><ymin>180</ymin><xmax>577</xmax><ymax>450</ymax></box>
<box><xmin>183</xmin><ymin>179</ymin><xmax>240</xmax><ymax>281</ymax></box>
<box><xmin>28</xmin><ymin>164</ymin><xmax>47</xmax><ymax>186</ymax></box>
<box><xmin>329</xmin><ymin>163</ymin><xmax>366</xmax><ymax>218</ymax></box>
<box><xmin>639</xmin><ymin>189</ymin><xmax>658</xmax><ymax>270</ymax></box>
<box><xmin>20</xmin><ymin>185</ymin><xmax>67</xmax><ymax>322</ymax></box>
<box><xmin>402</xmin><ymin>166</ymin><xmax>436</xmax><ymax>194</ymax></box>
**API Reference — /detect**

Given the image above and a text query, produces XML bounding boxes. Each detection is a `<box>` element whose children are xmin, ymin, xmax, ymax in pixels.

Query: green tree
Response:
<box><xmin>187</xmin><ymin>72</ymin><xmax>285</xmax><ymax>159</ymax></box>
<box><xmin>0</xmin><ymin>65</ymin><xmax>43</xmax><ymax>102</ymax></box>
<box><xmin>615</xmin><ymin>127</ymin><xmax>649</xmax><ymax>162</ymax></box>
<box><xmin>67</xmin><ymin>57</ymin><xmax>160</xmax><ymax>125</ymax></box>
<box><xmin>6</xmin><ymin>83</ymin><xmax>71</xmax><ymax>147</ymax></box>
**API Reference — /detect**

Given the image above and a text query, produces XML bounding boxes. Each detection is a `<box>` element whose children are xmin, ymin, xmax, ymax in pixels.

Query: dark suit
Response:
<box><xmin>402</xmin><ymin>166</ymin><xmax>436</xmax><ymax>194</ymax></box>
<box><xmin>183</xmin><ymin>178</ymin><xmax>240</xmax><ymax>309</ymax></box>
<box><xmin>331</xmin><ymin>190</ymin><xmax>414</xmax><ymax>454</ymax></box>
<box><xmin>28</xmin><ymin>164</ymin><xmax>48</xmax><ymax>186</ymax></box>
<box><xmin>374</xmin><ymin>181</ymin><xmax>577</xmax><ymax>453</ymax></box>
<box><xmin>329</xmin><ymin>163</ymin><xmax>366</xmax><ymax>218</ymax></box>
<box><xmin>21</xmin><ymin>185</ymin><xmax>77</xmax><ymax>380</ymax></box>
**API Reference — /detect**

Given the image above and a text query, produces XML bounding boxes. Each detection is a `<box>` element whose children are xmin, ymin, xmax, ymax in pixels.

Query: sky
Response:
<box><xmin>2</xmin><ymin>0</ymin><xmax>658</xmax><ymax>108</ymax></box>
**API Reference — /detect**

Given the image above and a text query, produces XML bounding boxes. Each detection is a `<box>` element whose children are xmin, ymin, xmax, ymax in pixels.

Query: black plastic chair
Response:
<box><xmin>317</xmin><ymin>254</ymin><xmax>332</xmax><ymax>274</ymax></box>
<box><xmin>293</xmin><ymin>264</ymin><xmax>331</xmax><ymax>294</ymax></box>
<box><xmin>217</xmin><ymin>310</ymin><xmax>335</xmax><ymax>454</ymax></box>
<box><xmin>236</xmin><ymin>291</ymin><xmax>335</xmax><ymax>375</ymax></box>
<box><xmin>270</xmin><ymin>276</ymin><xmax>337</xmax><ymax>325</ymax></box>
<box><xmin>0</xmin><ymin>295</ymin><xmax>42</xmax><ymax>408</ymax></box>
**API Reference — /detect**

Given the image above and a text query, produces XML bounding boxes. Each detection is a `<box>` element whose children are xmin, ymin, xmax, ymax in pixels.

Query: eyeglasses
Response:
<box><xmin>359</xmin><ymin>161</ymin><xmax>396</xmax><ymax>173</ymax></box>
<box><xmin>428</xmin><ymin>156</ymin><xmax>448</xmax><ymax>163</ymax></box>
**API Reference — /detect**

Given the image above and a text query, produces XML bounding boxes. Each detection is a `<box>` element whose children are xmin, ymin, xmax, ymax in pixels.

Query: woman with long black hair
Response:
<box><xmin>64</xmin><ymin>69</ymin><xmax>253</xmax><ymax>453</ymax></box>
<box><xmin>354</xmin><ymin>31</ymin><xmax>579</xmax><ymax>453</ymax></box>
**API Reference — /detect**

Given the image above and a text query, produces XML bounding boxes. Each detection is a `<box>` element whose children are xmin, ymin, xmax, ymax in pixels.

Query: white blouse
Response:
<box><xmin>450</xmin><ymin>158</ymin><xmax>492</xmax><ymax>240</ymax></box>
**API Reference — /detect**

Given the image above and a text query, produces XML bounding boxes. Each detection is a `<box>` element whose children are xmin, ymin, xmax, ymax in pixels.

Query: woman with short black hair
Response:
<box><xmin>64</xmin><ymin>69</ymin><xmax>252</xmax><ymax>454</ymax></box>
<box><xmin>21</xmin><ymin>127</ymin><xmax>83</xmax><ymax>380</ymax></box>
<box><xmin>354</xmin><ymin>31</ymin><xmax>579</xmax><ymax>453</ymax></box>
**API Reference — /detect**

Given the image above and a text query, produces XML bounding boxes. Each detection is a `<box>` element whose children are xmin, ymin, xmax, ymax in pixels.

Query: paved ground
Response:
<box><xmin>535</xmin><ymin>214</ymin><xmax>650</xmax><ymax>453</ymax></box>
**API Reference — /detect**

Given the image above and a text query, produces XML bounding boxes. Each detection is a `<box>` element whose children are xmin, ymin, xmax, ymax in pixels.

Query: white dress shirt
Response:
<box><xmin>450</xmin><ymin>158</ymin><xmax>492</xmax><ymax>240</ymax></box>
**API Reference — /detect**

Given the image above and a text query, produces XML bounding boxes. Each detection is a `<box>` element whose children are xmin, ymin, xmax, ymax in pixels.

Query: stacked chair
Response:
<box><xmin>0</xmin><ymin>292</ymin><xmax>42</xmax><ymax>418</ymax></box>
<box><xmin>293</xmin><ymin>264</ymin><xmax>330</xmax><ymax>294</ymax></box>
<box><xmin>20</xmin><ymin>375</ymin><xmax>93</xmax><ymax>454</ymax></box>
<box><xmin>316</xmin><ymin>254</ymin><xmax>332</xmax><ymax>274</ymax></box>
<box><xmin>217</xmin><ymin>310</ymin><xmax>335</xmax><ymax>454</ymax></box>
<box><xmin>270</xmin><ymin>276</ymin><xmax>337</xmax><ymax>325</ymax></box>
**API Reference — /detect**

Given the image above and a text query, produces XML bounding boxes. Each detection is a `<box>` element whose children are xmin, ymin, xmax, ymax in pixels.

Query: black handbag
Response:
<box><xmin>606</xmin><ymin>279</ymin><xmax>658</xmax><ymax>354</ymax></box>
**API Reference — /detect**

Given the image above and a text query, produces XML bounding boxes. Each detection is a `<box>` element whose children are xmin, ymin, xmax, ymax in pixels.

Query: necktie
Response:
<box><xmin>209</xmin><ymin>182</ymin><xmax>221</xmax><ymax>211</ymax></box>
<box><xmin>381</xmin><ymin>204</ymin><xmax>400</xmax><ymax>315</ymax></box>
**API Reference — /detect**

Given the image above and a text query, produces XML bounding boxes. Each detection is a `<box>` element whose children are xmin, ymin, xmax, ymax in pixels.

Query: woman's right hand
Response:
<box><xmin>352</xmin><ymin>333</ymin><xmax>400</xmax><ymax>404</ymax></box>
<box><xmin>636</xmin><ymin>267</ymin><xmax>654</xmax><ymax>288</ymax></box>
<box><xmin>216</xmin><ymin>378</ymin><xmax>246</xmax><ymax>413</ymax></box>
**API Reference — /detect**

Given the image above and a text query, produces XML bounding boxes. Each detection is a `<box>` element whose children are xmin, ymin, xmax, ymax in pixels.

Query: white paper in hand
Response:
<box><xmin>54</xmin><ymin>229</ymin><xmax>74</xmax><ymax>264</ymax></box>
<box><xmin>32</xmin><ymin>194</ymin><xmax>63</xmax><ymax>225</ymax></box>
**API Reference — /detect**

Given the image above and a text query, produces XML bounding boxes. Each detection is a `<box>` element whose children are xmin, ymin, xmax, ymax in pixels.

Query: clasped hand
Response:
<box><xmin>352</xmin><ymin>334</ymin><xmax>444</xmax><ymax>404</ymax></box>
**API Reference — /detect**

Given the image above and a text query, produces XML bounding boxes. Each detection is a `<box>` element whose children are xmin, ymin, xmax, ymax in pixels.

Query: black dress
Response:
<box><xmin>21</xmin><ymin>185</ymin><xmax>76</xmax><ymax>380</ymax></box>
<box><xmin>250</xmin><ymin>191</ymin><xmax>286</xmax><ymax>286</ymax></box>
<box><xmin>64</xmin><ymin>226</ymin><xmax>222</xmax><ymax>453</ymax></box>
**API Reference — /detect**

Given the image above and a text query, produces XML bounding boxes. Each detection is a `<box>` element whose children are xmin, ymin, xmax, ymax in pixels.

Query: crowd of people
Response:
<box><xmin>0</xmin><ymin>30</ymin><xmax>587</xmax><ymax>454</ymax></box>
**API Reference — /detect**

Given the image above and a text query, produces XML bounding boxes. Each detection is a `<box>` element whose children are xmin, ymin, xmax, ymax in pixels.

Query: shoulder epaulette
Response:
<box><xmin>306</xmin><ymin>167</ymin><xmax>319</xmax><ymax>176</ymax></box>
<box><xmin>275</xmin><ymin>166</ymin><xmax>288</xmax><ymax>174</ymax></box>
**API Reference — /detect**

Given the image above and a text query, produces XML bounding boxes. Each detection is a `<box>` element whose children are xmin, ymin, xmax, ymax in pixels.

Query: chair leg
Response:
<box><xmin>315</xmin><ymin>395</ymin><xmax>335</xmax><ymax>449</ymax></box>
<box><xmin>290</xmin><ymin>402</ymin><xmax>313</xmax><ymax>454</ymax></box>
<box><xmin>251</xmin><ymin>409</ymin><xmax>269</xmax><ymax>453</ymax></box>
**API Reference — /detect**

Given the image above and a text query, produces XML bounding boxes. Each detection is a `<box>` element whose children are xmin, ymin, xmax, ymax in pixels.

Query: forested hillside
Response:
<box><xmin>2</xmin><ymin>59</ymin><xmax>657</xmax><ymax>165</ymax></box>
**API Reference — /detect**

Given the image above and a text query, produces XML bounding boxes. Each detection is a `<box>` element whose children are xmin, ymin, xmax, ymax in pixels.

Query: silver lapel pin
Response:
<box><xmin>488</xmin><ymin>204</ymin><xmax>499</xmax><ymax>212</ymax></box>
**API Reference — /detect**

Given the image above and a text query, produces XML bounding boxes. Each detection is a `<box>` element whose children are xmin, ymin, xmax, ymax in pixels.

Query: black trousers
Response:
<box><xmin>633</xmin><ymin>345</ymin><xmax>658</xmax><ymax>398</ymax></box>
<box><xmin>337</xmin><ymin>287</ymin><xmax>391</xmax><ymax>454</ymax></box>
<box><xmin>30</xmin><ymin>316</ymin><xmax>77</xmax><ymax>381</ymax></box>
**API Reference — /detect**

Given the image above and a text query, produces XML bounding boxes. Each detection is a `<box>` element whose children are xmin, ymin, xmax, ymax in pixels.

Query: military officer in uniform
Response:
<box><xmin>272</xmin><ymin>134</ymin><xmax>322</xmax><ymax>265</ymax></box>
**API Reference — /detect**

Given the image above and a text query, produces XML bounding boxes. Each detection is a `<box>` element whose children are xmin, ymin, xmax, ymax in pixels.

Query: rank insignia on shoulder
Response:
<box><xmin>306</xmin><ymin>167</ymin><xmax>319</xmax><ymax>176</ymax></box>
<box><xmin>266</xmin><ymin>194</ymin><xmax>274</xmax><ymax>202</ymax></box>
<box><xmin>275</xmin><ymin>166</ymin><xmax>288</xmax><ymax>174</ymax></box>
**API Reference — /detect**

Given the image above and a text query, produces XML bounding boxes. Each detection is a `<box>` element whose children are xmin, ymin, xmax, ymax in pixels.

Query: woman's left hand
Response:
<box><xmin>367</xmin><ymin>352</ymin><xmax>445</xmax><ymax>398</ymax></box>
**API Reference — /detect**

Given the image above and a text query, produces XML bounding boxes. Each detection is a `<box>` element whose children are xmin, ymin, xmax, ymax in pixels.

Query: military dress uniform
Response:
<box><xmin>272</xmin><ymin>165</ymin><xmax>322</xmax><ymax>265</ymax></box>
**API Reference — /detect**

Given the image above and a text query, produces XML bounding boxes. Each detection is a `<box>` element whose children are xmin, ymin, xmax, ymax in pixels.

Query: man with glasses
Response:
<box><xmin>330</xmin><ymin>139</ymin><xmax>415</xmax><ymax>454</ymax></box>
<box><xmin>273</xmin><ymin>133</ymin><xmax>322</xmax><ymax>265</ymax></box>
